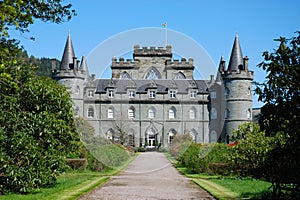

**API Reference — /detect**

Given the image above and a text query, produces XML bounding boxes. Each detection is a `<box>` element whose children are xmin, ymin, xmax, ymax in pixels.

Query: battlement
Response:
<box><xmin>166</xmin><ymin>58</ymin><xmax>194</xmax><ymax>67</ymax></box>
<box><xmin>221</xmin><ymin>70</ymin><xmax>254</xmax><ymax>80</ymax></box>
<box><xmin>111</xmin><ymin>57</ymin><xmax>140</xmax><ymax>67</ymax></box>
<box><xmin>133</xmin><ymin>45</ymin><xmax>172</xmax><ymax>57</ymax></box>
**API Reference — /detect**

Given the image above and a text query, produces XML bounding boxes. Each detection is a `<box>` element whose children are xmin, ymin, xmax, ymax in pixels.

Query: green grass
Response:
<box><xmin>164</xmin><ymin>153</ymin><xmax>271</xmax><ymax>199</ymax></box>
<box><xmin>0</xmin><ymin>153</ymin><xmax>138</xmax><ymax>200</ymax></box>
<box><xmin>208</xmin><ymin>177</ymin><xmax>272</xmax><ymax>199</ymax></box>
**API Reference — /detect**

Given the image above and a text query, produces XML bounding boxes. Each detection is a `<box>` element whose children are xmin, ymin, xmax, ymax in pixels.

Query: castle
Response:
<box><xmin>52</xmin><ymin>33</ymin><xmax>254</xmax><ymax>147</ymax></box>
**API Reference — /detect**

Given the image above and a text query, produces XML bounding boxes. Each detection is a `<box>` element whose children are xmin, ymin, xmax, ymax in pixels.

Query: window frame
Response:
<box><xmin>190</xmin><ymin>90</ymin><xmax>197</xmax><ymax>98</ymax></box>
<box><xmin>149</xmin><ymin>90</ymin><xmax>156</xmax><ymax>99</ymax></box>
<box><xmin>169</xmin><ymin>90</ymin><xmax>176</xmax><ymax>98</ymax></box>
<box><xmin>108</xmin><ymin>89</ymin><xmax>115</xmax><ymax>98</ymax></box>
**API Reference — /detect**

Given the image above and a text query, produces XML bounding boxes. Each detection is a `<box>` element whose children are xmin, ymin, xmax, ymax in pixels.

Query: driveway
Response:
<box><xmin>79</xmin><ymin>152</ymin><xmax>214</xmax><ymax>200</ymax></box>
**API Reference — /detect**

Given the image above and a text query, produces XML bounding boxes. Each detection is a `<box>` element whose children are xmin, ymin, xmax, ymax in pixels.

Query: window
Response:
<box><xmin>174</xmin><ymin>72</ymin><xmax>186</xmax><ymax>79</ymax></box>
<box><xmin>87</xmin><ymin>106</ymin><xmax>94</xmax><ymax>118</ymax></box>
<box><xmin>107</xmin><ymin>107</ymin><xmax>114</xmax><ymax>119</ymax></box>
<box><xmin>75</xmin><ymin>85</ymin><xmax>80</xmax><ymax>94</ymax></box>
<box><xmin>169</xmin><ymin>90</ymin><xmax>176</xmax><ymax>98</ymax></box>
<box><xmin>211</xmin><ymin>108</ymin><xmax>217</xmax><ymax>119</ymax></box>
<box><xmin>88</xmin><ymin>90</ymin><xmax>94</xmax><ymax>97</ymax></box>
<box><xmin>225</xmin><ymin>109</ymin><xmax>230</xmax><ymax>119</ymax></box>
<box><xmin>129</xmin><ymin>90</ymin><xmax>136</xmax><ymax>98</ymax></box>
<box><xmin>106</xmin><ymin>129</ymin><xmax>114</xmax><ymax>141</ymax></box>
<box><xmin>168</xmin><ymin>129</ymin><xmax>176</xmax><ymax>144</ymax></box>
<box><xmin>120</xmin><ymin>71</ymin><xmax>131</xmax><ymax>79</ymax></box>
<box><xmin>108</xmin><ymin>89</ymin><xmax>114</xmax><ymax>98</ymax></box>
<box><xmin>210</xmin><ymin>91</ymin><xmax>216</xmax><ymax>99</ymax></box>
<box><xmin>247</xmin><ymin>109</ymin><xmax>251</xmax><ymax>119</ymax></box>
<box><xmin>247</xmin><ymin>87</ymin><xmax>251</xmax><ymax>95</ymax></box>
<box><xmin>189</xmin><ymin>107</ymin><xmax>196</xmax><ymax>119</ymax></box>
<box><xmin>75</xmin><ymin>106</ymin><xmax>79</xmax><ymax>116</ymax></box>
<box><xmin>149</xmin><ymin>90</ymin><xmax>156</xmax><ymax>98</ymax></box>
<box><xmin>190</xmin><ymin>130</ymin><xmax>197</xmax><ymax>141</ymax></box>
<box><xmin>144</xmin><ymin>67</ymin><xmax>161</xmax><ymax>79</ymax></box>
<box><xmin>128</xmin><ymin>107</ymin><xmax>135</xmax><ymax>119</ymax></box>
<box><xmin>225</xmin><ymin>87</ymin><xmax>230</xmax><ymax>97</ymax></box>
<box><xmin>148</xmin><ymin>107</ymin><xmax>155</xmax><ymax>119</ymax></box>
<box><xmin>210</xmin><ymin>130</ymin><xmax>217</xmax><ymax>142</ymax></box>
<box><xmin>190</xmin><ymin>90</ymin><xmax>197</xmax><ymax>98</ymax></box>
<box><xmin>168</xmin><ymin>107</ymin><xmax>176</xmax><ymax>119</ymax></box>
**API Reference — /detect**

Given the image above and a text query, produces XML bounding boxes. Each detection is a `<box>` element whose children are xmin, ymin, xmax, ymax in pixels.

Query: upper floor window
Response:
<box><xmin>169</xmin><ymin>90</ymin><xmax>176</xmax><ymax>98</ymax></box>
<box><xmin>210</xmin><ymin>91</ymin><xmax>216</xmax><ymax>99</ymax></box>
<box><xmin>225</xmin><ymin>109</ymin><xmax>230</xmax><ymax>119</ymax></box>
<box><xmin>128</xmin><ymin>106</ymin><xmax>135</xmax><ymax>119</ymax></box>
<box><xmin>144</xmin><ymin>67</ymin><xmax>161</xmax><ymax>79</ymax></box>
<box><xmin>120</xmin><ymin>71</ymin><xmax>131</xmax><ymax>79</ymax></box>
<box><xmin>225</xmin><ymin>87</ymin><xmax>230</xmax><ymax>98</ymax></box>
<box><xmin>247</xmin><ymin>87</ymin><xmax>251</xmax><ymax>95</ymax></box>
<box><xmin>149</xmin><ymin>90</ymin><xmax>156</xmax><ymax>98</ymax></box>
<box><xmin>247</xmin><ymin>108</ymin><xmax>251</xmax><ymax>119</ymax></box>
<box><xmin>75</xmin><ymin>85</ymin><xmax>80</xmax><ymax>94</ymax></box>
<box><xmin>168</xmin><ymin>106</ymin><xmax>176</xmax><ymax>119</ymax></box>
<box><xmin>190</xmin><ymin>90</ymin><xmax>197</xmax><ymax>98</ymax></box>
<box><xmin>108</xmin><ymin>89</ymin><xmax>115</xmax><ymax>98</ymax></box>
<box><xmin>211</xmin><ymin>107</ymin><xmax>217</xmax><ymax>119</ymax></box>
<box><xmin>88</xmin><ymin>106</ymin><xmax>94</xmax><ymax>118</ymax></box>
<box><xmin>148</xmin><ymin>107</ymin><xmax>155</xmax><ymax>119</ymax></box>
<box><xmin>88</xmin><ymin>90</ymin><xmax>94</xmax><ymax>97</ymax></box>
<box><xmin>129</xmin><ymin>90</ymin><xmax>136</xmax><ymax>98</ymax></box>
<box><xmin>174</xmin><ymin>72</ymin><xmax>186</xmax><ymax>79</ymax></box>
<box><xmin>189</xmin><ymin>107</ymin><xmax>196</xmax><ymax>119</ymax></box>
<box><xmin>107</xmin><ymin>107</ymin><xmax>114</xmax><ymax>119</ymax></box>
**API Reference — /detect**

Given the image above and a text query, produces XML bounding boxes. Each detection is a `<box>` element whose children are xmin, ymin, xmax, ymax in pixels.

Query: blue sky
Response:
<box><xmin>12</xmin><ymin>0</ymin><xmax>300</xmax><ymax>107</ymax></box>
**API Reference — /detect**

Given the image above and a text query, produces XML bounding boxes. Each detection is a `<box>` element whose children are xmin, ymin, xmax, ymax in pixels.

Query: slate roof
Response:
<box><xmin>228</xmin><ymin>33</ymin><xmax>244</xmax><ymax>71</ymax></box>
<box><xmin>95</xmin><ymin>79</ymin><xmax>209</xmax><ymax>94</ymax></box>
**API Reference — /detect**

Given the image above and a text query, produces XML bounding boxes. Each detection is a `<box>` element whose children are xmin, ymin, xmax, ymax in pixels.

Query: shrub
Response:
<box><xmin>66</xmin><ymin>159</ymin><xmax>87</xmax><ymax>171</ymax></box>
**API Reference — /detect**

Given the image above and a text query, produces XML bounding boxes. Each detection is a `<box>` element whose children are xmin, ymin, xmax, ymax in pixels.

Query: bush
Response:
<box><xmin>169</xmin><ymin>133</ymin><xmax>193</xmax><ymax>158</ymax></box>
<box><xmin>66</xmin><ymin>159</ymin><xmax>87</xmax><ymax>171</ymax></box>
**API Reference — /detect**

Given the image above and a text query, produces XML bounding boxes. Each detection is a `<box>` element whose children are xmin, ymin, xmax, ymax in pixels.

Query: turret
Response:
<box><xmin>52</xmin><ymin>33</ymin><xmax>92</xmax><ymax>118</ymax></box>
<box><xmin>221</xmin><ymin>34</ymin><xmax>254</xmax><ymax>143</ymax></box>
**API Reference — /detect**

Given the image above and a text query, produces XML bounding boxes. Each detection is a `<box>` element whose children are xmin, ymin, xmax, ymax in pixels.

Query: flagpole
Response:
<box><xmin>163</xmin><ymin>22</ymin><xmax>167</xmax><ymax>46</ymax></box>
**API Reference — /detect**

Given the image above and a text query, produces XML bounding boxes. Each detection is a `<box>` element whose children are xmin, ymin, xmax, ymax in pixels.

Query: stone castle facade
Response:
<box><xmin>52</xmin><ymin>33</ymin><xmax>254</xmax><ymax>147</ymax></box>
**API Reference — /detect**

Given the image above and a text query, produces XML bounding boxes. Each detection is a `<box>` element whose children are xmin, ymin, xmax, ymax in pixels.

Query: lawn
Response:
<box><xmin>174</xmin><ymin>161</ymin><xmax>271</xmax><ymax>199</ymax></box>
<box><xmin>0</xmin><ymin>153</ymin><xmax>138</xmax><ymax>200</ymax></box>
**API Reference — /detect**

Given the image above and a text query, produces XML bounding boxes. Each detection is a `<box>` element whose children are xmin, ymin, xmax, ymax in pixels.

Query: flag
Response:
<box><xmin>162</xmin><ymin>22</ymin><xmax>167</xmax><ymax>28</ymax></box>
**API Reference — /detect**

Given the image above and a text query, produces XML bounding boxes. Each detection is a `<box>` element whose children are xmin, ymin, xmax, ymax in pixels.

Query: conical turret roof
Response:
<box><xmin>60</xmin><ymin>32</ymin><xmax>75</xmax><ymax>70</ymax></box>
<box><xmin>228</xmin><ymin>34</ymin><xmax>244</xmax><ymax>71</ymax></box>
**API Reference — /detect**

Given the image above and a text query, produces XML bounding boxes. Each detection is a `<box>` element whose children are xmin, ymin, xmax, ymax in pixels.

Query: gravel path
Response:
<box><xmin>79</xmin><ymin>152</ymin><xmax>215</xmax><ymax>200</ymax></box>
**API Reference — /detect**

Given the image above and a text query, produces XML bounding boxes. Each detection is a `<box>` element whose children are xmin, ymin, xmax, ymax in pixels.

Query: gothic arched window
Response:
<box><xmin>168</xmin><ymin>129</ymin><xmax>176</xmax><ymax>144</ymax></box>
<box><xmin>174</xmin><ymin>72</ymin><xmax>186</xmax><ymax>79</ymax></box>
<box><xmin>120</xmin><ymin>71</ymin><xmax>131</xmax><ymax>79</ymax></box>
<box><xmin>189</xmin><ymin>107</ymin><xmax>196</xmax><ymax>119</ymax></box>
<box><xmin>144</xmin><ymin>67</ymin><xmax>161</xmax><ymax>79</ymax></box>
<box><xmin>107</xmin><ymin>107</ymin><xmax>114</xmax><ymax>119</ymax></box>
<box><xmin>168</xmin><ymin>106</ymin><xmax>176</xmax><ymax>119</ymax></box>
<box><xmin>148</xmin><ymin>107</ymin><xmax>156</xmax><ymax>119</ymax></box>
<box><xmin>128</xmin><ymin>106</ymin><xmax>135</xmax><ymax>119</ymax></box>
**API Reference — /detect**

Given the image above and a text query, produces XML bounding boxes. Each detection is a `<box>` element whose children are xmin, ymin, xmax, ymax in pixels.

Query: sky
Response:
<box><xmin>11</xmin><ymin>0</ymin><xmax>300</xmax><ymax>108</ymax></box>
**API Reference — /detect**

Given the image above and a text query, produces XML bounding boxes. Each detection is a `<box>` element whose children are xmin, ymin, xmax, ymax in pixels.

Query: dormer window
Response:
<box><xmin>149</xmin><ymin>90</ymin><xmax>156</xmax><ymax>98</ymax></box>
<box><xmin>129</xmin><ymin>90</ymin><xmax>136</xmax><ymax>98</ymax></box>
<box><xmin>169</xmin><ymin>90</ymin><xmax>176</xmax><ymax>98</ymax></box>
<box><xmin>108</xmin><ymin>89</ymin><xmax>115</xmax><ymax>98</ymax></box>
<box><xmin>190</xmin><ymin>90</ymin><xmax>197</xmax><ymax>98</ymax></box>
<box><xmin>88</xmin><ymin>90</ymin><xmax>94</xmax><ymax>97</ymax></box>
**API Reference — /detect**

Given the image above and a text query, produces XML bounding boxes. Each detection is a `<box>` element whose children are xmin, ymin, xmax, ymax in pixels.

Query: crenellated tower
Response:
<box><xmin>219</xmin><ymin>34</ymin><xmax>254</xmax><ymax>142</ymax></box>
<box><xmin>52</xmin><ymin>33</ymin><xmax>90</xmax><ymax>117</ymax></box>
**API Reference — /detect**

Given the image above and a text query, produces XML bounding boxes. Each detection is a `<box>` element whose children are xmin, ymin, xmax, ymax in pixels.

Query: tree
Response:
<box><xmin>0</xmin><ymin>0</ymin><xmax>76</xmax><ymax>38</ymax></box>
<box><xmin>255</xmin><ymin>31</ymin><xmax>300</xmax><ymax>197</ymax></box>
<box><xmin>0</xmin><ymin>0</ymin><xmax>77</xmax><ymax>194</ymax></box>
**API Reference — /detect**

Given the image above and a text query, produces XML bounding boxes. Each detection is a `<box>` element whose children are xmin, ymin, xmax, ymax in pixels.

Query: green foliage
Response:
<box><xmin>169</xmin><ymin>133</ymin><xmax>193</xmax><ymax>158</ymax></box>
<box><xmin>255</xmin><ymin>31</ymin><xmax>300</xmax><ymax>196</ymax></box>
<box><xmin>0</xmin><ymin>73</ymin><xmax>80</xmax><ymax>194</ymax></box>
<box><xmin>227</xmin><ymin>122</ymin><xmax>274</xmax><ymax>178</ymax></box>
<box><xmin>0</xmin><ymin>0</ymin><xmax>76</xmax><ymax>38</ymax></box>
<box><xmin>178</xmin><ymin>143</ymin><xmax>230</xmax><ymax>175</ymax></box>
